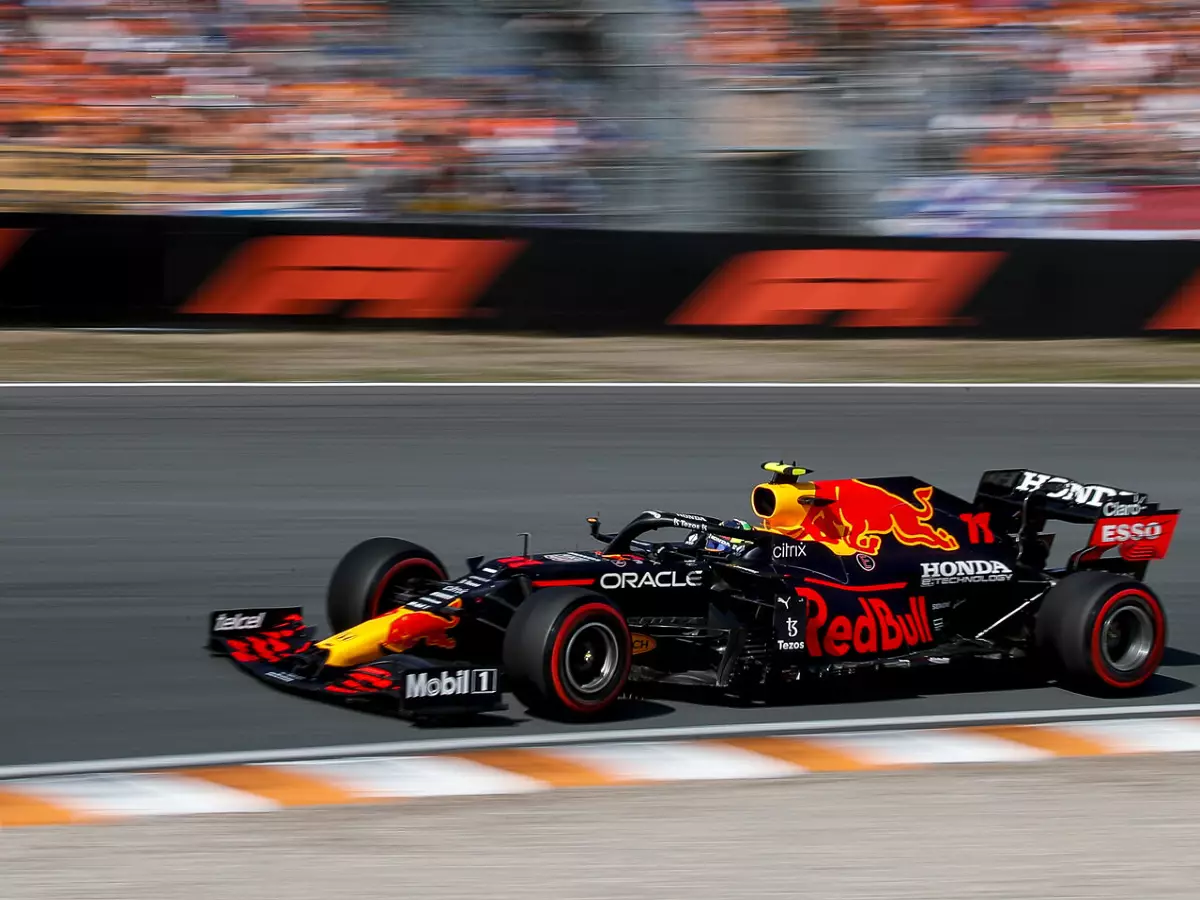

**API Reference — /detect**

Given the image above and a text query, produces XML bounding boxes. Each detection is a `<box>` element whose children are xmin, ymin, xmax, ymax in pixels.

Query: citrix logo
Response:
<box><xmin>772</xmin><ymin>543</ymin><xmax>807</xmax><ymax>559</ymax></box>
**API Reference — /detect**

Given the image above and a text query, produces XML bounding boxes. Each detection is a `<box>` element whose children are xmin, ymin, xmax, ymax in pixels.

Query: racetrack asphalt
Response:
<box><xmin>10</xmin><ymin>754</ymin><xmax>1200</xmax><ymax>900</ymax></box>
<box><xmin>2</xmin><ymin>385</ymin><xmax>1199</xmax><ymax>767</ymax></box>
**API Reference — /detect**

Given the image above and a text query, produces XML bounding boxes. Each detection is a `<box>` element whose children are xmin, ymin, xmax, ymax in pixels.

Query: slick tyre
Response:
<box><xmin>1035</xmin><ymin>570</ymin><xmax>1166</xmax><ymax>694</ymax></box>
<box><xmin>326</xmin><ymin>537</ymin><xmax>446</xmax><ymax>633</ymax></box>
<box><xmin>502</xmin><ymin>587</ymin><xmax>631</xmax><ymax>721</ymax></box>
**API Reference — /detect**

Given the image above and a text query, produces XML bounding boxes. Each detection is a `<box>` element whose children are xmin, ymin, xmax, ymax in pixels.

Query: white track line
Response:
<box><xmin>5</xmin><ymin>703</ymin><xmax>1200</xmax><ymax>781</ymax></box>
<box><xmin>3</xmin><ymin>773</ymin><xmax>278</xmax><ymax>817</ymax></box>
<box><xmin>277</xmin><ymin>756</ymin><xmax>543</xmax><ymax>798</ymax></box>
<box><xmin>1060</xmin><ymin>717</ymin><xmax>1200</xmax><ymax>753</ymax></box>
<box><xmin>552</xmin><ymin>741</ymin><xmax>802</xmax><ymax>781</ymax></box>
<box><xmin>810</xmin><ymin>729</ymin><xmax>1050</xmax><ymax>765</ymax></box>
<box><xmin>0</xmin><ymin>382</ymin><xmax>1198</xmax><ymax>389</ymax></box>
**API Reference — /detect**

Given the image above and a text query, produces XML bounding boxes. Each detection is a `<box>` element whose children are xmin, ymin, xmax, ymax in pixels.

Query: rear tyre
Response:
<box><xmin>1035</xmin><ymin>570</ymin><xmax>1166</xmax><ymax>694</ymax></box>
<box><xmin>502</xmin><ymin>587</ymin><xmax>631</xmax><ymax>720</ymax></box>
<box><xmin>326</xmin><ymin>537</ymin><xmax>446</xmax><ymax>634</ymax></box>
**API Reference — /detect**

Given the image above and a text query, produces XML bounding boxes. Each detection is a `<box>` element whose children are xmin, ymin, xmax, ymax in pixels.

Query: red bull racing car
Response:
<box><xmin>208</xmin><ymin>463</ymin><xmax>1180</xmax><ymax>721</ymax></box>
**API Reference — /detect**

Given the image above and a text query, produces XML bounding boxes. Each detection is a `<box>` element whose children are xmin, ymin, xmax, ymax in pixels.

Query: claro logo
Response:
<box><xmin>182</xmin><ymin>236</ymin><xmax>523</xmax><ymax>318</ymax></box>
<box><xmin>669</xmin><ymin>249</ymin><xmax>1004</xmax><ymax>327</ymax></box>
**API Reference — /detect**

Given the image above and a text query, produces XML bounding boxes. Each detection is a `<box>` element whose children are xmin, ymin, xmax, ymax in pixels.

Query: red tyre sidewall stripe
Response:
<box><xmin>548</xmin><ymin>602</ymin><xmax>631</xmax><ymax>714</ymax></box>
<box><xmin>368</xmin><ymin>557</ymin><xmax>447</xmax><ymax>619</ymax></box>
<box><xmin>1090</xmin><ymin>587</ymin><xmax>1165</xmax><ymax>689</ymax></box>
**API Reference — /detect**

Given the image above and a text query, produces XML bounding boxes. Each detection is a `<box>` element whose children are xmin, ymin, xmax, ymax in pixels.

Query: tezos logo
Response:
<box><xmin>600</xmin><ymin>571</ymin><xmax>703</xmax><ymax>589</ymax></box>
<box><xmin>772</xmin><ymin>543</ymin><xmax>807</xmax><ymax>560</ymax></box>
<box><xmin>405</xmin><ymin>669</ymin><xmax>497</xmax><ymax>699</ymax></box>
<box><xmin>213</xmin><ymin>612</ymin><xmax>266</xmax><ymax>632</ymax></box>
<box><xmin>1100</xmin><ymin>520</ymin><xmax>1164</xmax><ymax>543</ymax></box>
<box><xmin>920</xmin><ymin>560</ymin><xmax>1012</xmax><ymax>586</ymax></box>
<box><xmin>856</xmin><ymin>553</ymin><xmax>876</xmax><ymax>572</ymax></box>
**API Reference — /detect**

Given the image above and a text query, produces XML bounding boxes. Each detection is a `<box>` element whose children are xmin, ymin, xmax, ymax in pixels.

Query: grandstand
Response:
<box><xmin>0</xmin><ymin>0</ymin><xmax>1198</xmax><ymax>235</ymax></box>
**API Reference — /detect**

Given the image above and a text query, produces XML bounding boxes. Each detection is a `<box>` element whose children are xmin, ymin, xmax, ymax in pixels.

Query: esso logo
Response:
<box><xmin>1100</xmin><ymin>521</ymin><xmax>1163</xmax><ymax>543</ymax></box>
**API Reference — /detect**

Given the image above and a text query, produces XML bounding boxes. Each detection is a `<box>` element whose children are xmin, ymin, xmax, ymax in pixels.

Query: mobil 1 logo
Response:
<box><xmin>404</xmin><ymin>668</ymin><xmax>499</xmax><ymax>703</ymax></box>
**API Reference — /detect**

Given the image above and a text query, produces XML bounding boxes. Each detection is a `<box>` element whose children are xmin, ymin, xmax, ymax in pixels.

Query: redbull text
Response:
<box><xmin>798</xmin><ymin>587</ymin><xmax>933</xmax><ymax>657</ymax></box>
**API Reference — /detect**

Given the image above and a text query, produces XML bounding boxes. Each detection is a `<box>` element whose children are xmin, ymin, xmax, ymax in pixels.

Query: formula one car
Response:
<box><xmin>208</xmin><ymin>463</ymin><xmax>1179</xmax><ymax>721</ymax></box>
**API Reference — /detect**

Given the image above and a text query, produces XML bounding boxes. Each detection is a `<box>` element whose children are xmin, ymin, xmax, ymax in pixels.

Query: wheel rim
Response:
<box><xmin>563</xmin><ymin>622</ymin><xmax>620</xmax><ymax>695</ymax></box>
<box><xmin>1100</xmin><ymin>604</ymin><xmax>1155</xmax><ymax>673</ymax></box>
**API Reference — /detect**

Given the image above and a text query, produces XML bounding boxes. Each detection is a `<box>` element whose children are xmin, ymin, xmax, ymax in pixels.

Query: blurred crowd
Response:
<box><xmin>687</xmin><ymin>0</ymin><xmax>1200</xmax><ymax>234</ymax></box>
<box><xmin>2</xmin><ymin>0</ymin><xmax>1200</xmax><ymax>234</ymax></box>
<box><xmin>686</xmin><ymin>0</ymin><xmax>1200</xmax><ymax>177</ymax></box>
<box><xmin>0</xmin><ymin>0</ymin><xmax>625</xmax><ymax>218</ymax></box>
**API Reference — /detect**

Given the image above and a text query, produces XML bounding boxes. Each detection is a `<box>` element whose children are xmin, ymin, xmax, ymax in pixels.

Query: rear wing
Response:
<box><xmin>975</xmin><ymin>469</ymin><xmax>1180</xmax><ymax>571</ymax></box>
<box><xmin>975</xmin><ymin>469</ymin><xmax>1156</xmax><ymax>525</ymax></box>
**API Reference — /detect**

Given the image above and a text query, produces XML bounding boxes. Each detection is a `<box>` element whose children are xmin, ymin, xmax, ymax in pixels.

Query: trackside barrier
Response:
<box><xmin>2</xmin><ymin>214</ymin><xmax>1200</xmax><ymax>335</ymax></box>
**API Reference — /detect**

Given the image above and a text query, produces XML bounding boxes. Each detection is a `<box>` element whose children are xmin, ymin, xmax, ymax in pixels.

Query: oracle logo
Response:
<box><xmin>599</xmin><ymin>570</ymin><xmax>703</xmax><ymax>590</ymax></box>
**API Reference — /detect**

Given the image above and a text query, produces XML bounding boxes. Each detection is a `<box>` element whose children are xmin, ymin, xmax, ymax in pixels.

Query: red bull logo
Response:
<box><xmin>384</xmin><ymin>601</ymin><xmax>461</xmax><ymax>653</ymax></box>
<box><xmin>753</xmin><ymin>478</ymin><xmax>960</xmax><ymax>557</ymax></box>
<box><xmin>798</xmin><ymin>587</ymin><xmax>932</xmax><ymax>657</ymax></box>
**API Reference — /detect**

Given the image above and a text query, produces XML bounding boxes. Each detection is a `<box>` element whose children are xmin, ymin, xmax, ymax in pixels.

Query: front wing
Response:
<box><xmin>207</xmin><ymin>607</ymin><xmax>504</xmax><ymax>718</ymax></box>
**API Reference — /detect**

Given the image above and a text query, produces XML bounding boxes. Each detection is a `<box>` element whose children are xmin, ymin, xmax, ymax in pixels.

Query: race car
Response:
<box><xmin>207</xmin><ymin>463</ymin><xmax>1179</xmax><ymax>721</ymax></box>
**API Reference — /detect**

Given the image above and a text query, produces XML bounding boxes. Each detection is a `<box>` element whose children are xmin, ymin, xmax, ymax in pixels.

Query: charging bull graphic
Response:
<box><xmin>753</xmin><ymin>478</ymin><xmax>960</xmax><ymax>557</ymax></box>
<box><xmin>384</xmin><ymin>601</ymin><xmax>461</xmax><ymax>653</ymax></box>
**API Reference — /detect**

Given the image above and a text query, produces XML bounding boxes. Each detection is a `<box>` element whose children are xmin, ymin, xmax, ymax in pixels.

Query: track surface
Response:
<box><xmin>9</xmin><ymin>755</ymin><xmax>1200</xmax><ymax>899</ymax></box>
<box><xmin>2</xmin><ymin>386</ymin><xmax>1199</xmax><ymax>767</ymax></box>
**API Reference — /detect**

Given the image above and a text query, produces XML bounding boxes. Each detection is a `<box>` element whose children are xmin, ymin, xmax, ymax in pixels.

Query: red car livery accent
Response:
<box><xmin>227</xmin><ymin>614</ymin><xmax>309</xmax><ymax>664</ymax></box>
<box><xmin>325</xmin><ymin>666</ymin><xmax>395</xmax><ymax>695</ymax></box>
<box><xmin>495</xmin><ymin>556</ymin><xmax>542</xmax><ymax>568</ymax></box>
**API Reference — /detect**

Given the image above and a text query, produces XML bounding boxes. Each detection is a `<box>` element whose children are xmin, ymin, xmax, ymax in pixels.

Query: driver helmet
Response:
<box><xmin>706</xmin><ymin>519</ymin><xmax>752</xmax><ymax>553</ymax></box>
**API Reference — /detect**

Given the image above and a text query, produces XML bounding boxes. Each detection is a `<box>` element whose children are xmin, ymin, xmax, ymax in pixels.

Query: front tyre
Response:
<box><xmin>1035</xmin><ymin>570</ymin><xmax>1166</xmax><ymax>694</ymax></box>
<box><xmin>326</xmin><ymin>537</ymin><xmax>446</xmax><ymax>634</ymax></box>
<box><xmin>502</xmin><ymin>587</ymin><xmax>631</xmax><ymax>720</ymax></box>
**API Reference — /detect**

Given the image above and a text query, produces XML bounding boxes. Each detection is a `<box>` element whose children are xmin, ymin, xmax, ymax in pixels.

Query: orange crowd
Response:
<box><xmin>3</xmin><ymin>0</ymin><xmax>1200</xmax><ymax>223</ymax></box>
<box><xmin>0</xmin><ymin>0</ymin><xmax>617</xmax><ymax>217</ymax></box>
<box><xmin>686</xmin><ymin>0</ymin><xmax>1200</xmax><ymax>182</ymax></box>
